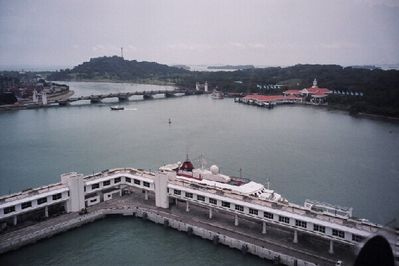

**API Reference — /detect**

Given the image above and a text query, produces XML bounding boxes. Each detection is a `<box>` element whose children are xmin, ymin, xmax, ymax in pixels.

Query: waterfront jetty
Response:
<box><xmin>0</xmin><ymin>167</ymin><xmax>397</xmax><ymax>265</ymax></box>
<box><xmin>61</xmin><ymin>88</ymin><xmax>194</xmax><ymax>105</ymax></box>
<box><xmin>0</xmin><ymin>88</ymin><xmax>204</xmax><ymax>111</ymax></box>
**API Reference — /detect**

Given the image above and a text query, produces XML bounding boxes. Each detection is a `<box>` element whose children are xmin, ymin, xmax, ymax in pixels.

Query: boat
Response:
<box><xmin>110</xmin><ymin>106</ymin><xmax>124</xmax><ymax>110</ymax></box>
<box><xmin>160</xmin><ymin>158</ymin><xmax>287</xmax><ymax>203</ymax></box>
<box><xmin>158</xmin><ymin>157</ymin><xmax>376</xmax><ymax>238</ymax></box>
<box><xmin>211</xmin><ymin>90</ymin><xmax>224</xmax><ymax>99</ymax></box>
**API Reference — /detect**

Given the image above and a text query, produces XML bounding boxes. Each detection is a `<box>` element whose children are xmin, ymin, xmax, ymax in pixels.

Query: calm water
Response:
<box><xmin>0</xmin><ymin>81</ymin><xmax>398</xmax><ymax>265</ymax></box>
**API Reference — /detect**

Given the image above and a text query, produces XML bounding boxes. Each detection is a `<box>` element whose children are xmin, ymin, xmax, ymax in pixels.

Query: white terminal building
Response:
<box><xmin>0</xmin><ymin>159</ymin><xmax>397</xmax><ymax>258</ymax></box>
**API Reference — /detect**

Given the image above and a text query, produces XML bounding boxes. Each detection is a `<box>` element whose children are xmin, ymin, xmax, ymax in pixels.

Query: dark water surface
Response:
<box><xmin>0</xmin><ymin>81</ymin><xmax>398</xmax><ymax>265</ymax></box>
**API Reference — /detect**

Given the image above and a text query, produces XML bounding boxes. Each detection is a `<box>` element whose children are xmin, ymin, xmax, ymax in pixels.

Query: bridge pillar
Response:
<box><xmin>90</xmin><ymin>98</ymin><xmax>101</xmax><ymax>104</ymax></box>
<box><xmin>293</xmin><ymin>230</ymin><xmax>298</xmax><ymax>243</ymax></box>
<box><xmin>144</xmin><ymin>190</ymin><xmax>149</xmax><ymax>201</ymax></box>
<box><xmin>143</xmin><ymin>94</ymin><xmax>153</xmax><ymax>100</ymax></box>
<box><xmin>234</xmin><ymin>214</ymin><xmax>239</xmax><ymax>226</ymax></box>
<box><xmin>13</xmin><ymin>215</ymin><xmax>17</xmax><ymax>226</ymax></box>
<box><xmin>262</xmin><ymin>221</ymin><xmax>267</xmax><ymax>234</ymax></box>
<box><xmin>44</xmin><ymin>206</ymin><xmax>49</xmax><ymax>218</ymax></box>
<box><xmin>209</xmin><ymin>207</ymin><xmax>213</xmax><ymax>219</ymax></box>
<box><xmin>165</xmin><ymin>92</ymin><xmax>175</xmax><ymax>98</ymax></box>
<box><xmin>118</xmin><ymin>95</ymin><xmax>129</xmax><ymax>102</ymax></box>
<box><xmin>329</xmin><ymin>240</ymin><xmax>334</xmax><ymax>254</ymax></box>
<box><xmin>58</xmin><ymin>101</ymin><xmax>69</xmax><ymax>106</ymax></box>
<box><xmin>186</xmin><ymin>201</ymin><xmax>190</xmax><ymax>212</ymax></box>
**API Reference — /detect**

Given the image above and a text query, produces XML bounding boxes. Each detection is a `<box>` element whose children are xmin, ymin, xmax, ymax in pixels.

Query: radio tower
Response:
<box><xmin>120</xmin><ymin>47</ymin><xmax>124</xmax><ymax>59</ymax></box>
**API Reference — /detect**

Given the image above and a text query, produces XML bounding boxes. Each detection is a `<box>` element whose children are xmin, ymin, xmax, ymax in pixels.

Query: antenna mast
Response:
<box><xmin>121</xmin><ymin>47</ymin><xmax>124</xmax><ymax>59</ymax></box>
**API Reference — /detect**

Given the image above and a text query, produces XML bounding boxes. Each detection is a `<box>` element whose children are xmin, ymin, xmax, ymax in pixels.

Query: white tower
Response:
<box><xmin>61</xmin><ymin>172</ymin><xmax>85</xmax><ymax>212</ymax></box>
<box><xmin>154</xmin><ymin>172</ymin><xmax>170</xmax><ymax>209</ymax></box>
<box><xmin>204</xmin><ymin>81</ymin><xmax>208</xmax><ymax>92</ymax></box>
<box><xmin>195</xmin><ymin>82</ymin><xmax>200</xmax><ymax>91</ymax></box>
<box><xmin>32</xmin><ymin>90</ymin><xmax>38</xmax><ymax>103</ymax></box>
<box><xmin>41</xmin><ymin>91</ymin><xmax>48</xmax><ymax>105</ymax></box>
<box><xmin>312</xmin><ymin>78</ymin><xmax>318</xmax><ymax>88</ymax></box>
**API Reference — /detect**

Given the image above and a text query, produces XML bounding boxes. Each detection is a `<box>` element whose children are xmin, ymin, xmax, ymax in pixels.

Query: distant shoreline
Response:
<box><xmin>53</xmin><ymin>79</ymin><xmax>177</xmax><ymax>86</ymax></box>
<box><xmin>324</xmin><ymin>104</ymin><xmax>399</xmax><ymax>121</ymax></box>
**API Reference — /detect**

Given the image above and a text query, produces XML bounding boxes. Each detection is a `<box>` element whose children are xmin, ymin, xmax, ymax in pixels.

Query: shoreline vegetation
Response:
<box><xmin>61</xmin><ymin>78</ymin><xmax>176</xmax><ymax>86</ymax></box>
<box><xmin>1</xmin><ymin>56</ymin><xmax>399</xmax><ymax>119</ymax></box>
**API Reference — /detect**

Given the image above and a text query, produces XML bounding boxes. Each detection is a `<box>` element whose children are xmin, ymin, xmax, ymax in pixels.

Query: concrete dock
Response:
<box><xmin>0</xmin><ymin>189</ymin><xmax>355</xmax><ymax>265</ymax></box>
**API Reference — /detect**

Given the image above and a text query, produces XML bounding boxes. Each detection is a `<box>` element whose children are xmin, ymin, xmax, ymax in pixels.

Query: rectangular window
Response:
<box><xmin>295</xmin><ymin>220</ymin><xmax>307</xmax><ymax>228</ymax></box>
<box><xmin>114</xmin><ymin>177</ymin><xmax>121</xmax><ymax>183</ymax></box>
<box><xmin>37</xmin><ymin>197</ymin><xmax>47</xmax><ymax>205</ymax></box>
<box><xmin>134</xmin><ymin>179</ymin><xmax>140</xmax><ymax>185</ymax></box>
<box><xmin>352</xmin><ymin>234</ymin><xmax>363</xmax><ymax>242</ymax></box>
<box><xmin>249</xmin><ymin>208</ymin><xmax>258</xmax><ymax>215</ymax></box>
<box><xmin>264</xmin><ymin>212</ymin><xmax>274</xmax><ymax>219</ymax></box>
<box><xmin>21</xmin><ymin>201</ymin><xmax>32</xmax><ymax>209</ymax></box>
<box><xmin>332</xmin><ymin>229</ymin><xmax>345</xmax><ymax>238</ymax></box>
<box><xmin>313</xmin><ymin>224</ymin><xmax>326</xmax><ymax>233</ymax></box>
<box><xmin>235</xmin><ymin>205</ymin><xmax>244</xmax><ymax>212</ymax></box>
<box><xmin>143</xmin><ymin>182</ymin><xmax>150</xmax><ymax>188</ymax></box>
<box><xmin>209</xmin><ymin>198</ymin><xmax>217</xmax><ymax>205</ymax></box>
<box><xmin>125</xmin><ymin>177</ymin><xmax>131</xmax><ymax>183</ymax></box>
<box><xmin>52</xmin><ymin>193</ymin><xmax>62</xmax><ymax>200</ymax></box>
<box><xmin>174</xmin><ymin>189</ymin><xmax>181</xmax><ymax>195</ymax></box>
<box><xmin>185</xmin><ymin>192</ymin><xmax>193</xmax><ymax>198</ymax></box>
<box><xmin>221</xmin><ymin>201</ymin><xmax>230</xmax><ymax>208</ymax></box>
<box><xmin>279</xmin><ymin>215</ymin><xmax>290</xmax><ymax>224</ymax></box>
<box><xmin>197</xmin><ymin>195</ymin><xmax>205</xmax><ymax>201</ymax></box>
<box><xmin>92</xmin><ymin>183</ymin><xmax>100</xmax><ymax>190</ymax></box>
<box><xmin>4</xmin><ymin>206</ymin><xmax>15</xmax><ymax>214</ymax></box>
<box><xmin>103</xmin><ymin>180</ymin><xmax>111</xmax><ymax>186</ymax></box>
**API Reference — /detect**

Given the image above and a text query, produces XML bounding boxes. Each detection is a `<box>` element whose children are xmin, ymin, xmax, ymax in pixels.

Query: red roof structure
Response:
<box><xmin>242</xmin><ymin>94</ymin><xmax>302</xmax><ymax>103</ymax></box>
<box><xmin>283</xmin><ymin>89</ymin><xmax>302</xmax><ymax>96</ymax></box>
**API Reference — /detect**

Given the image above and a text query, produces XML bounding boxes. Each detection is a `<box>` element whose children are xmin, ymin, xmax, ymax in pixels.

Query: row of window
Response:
<box><xmin>332</xmin><ymin>229</ymin><xmax>345</xmax><ymax>238</ymax></box>
<box><xmin>90</xmin><ymin>177</ymin><xmax>151</xmax><ymax>190</ymax></box>
<box><xmin>172</xmin><ymin>188</ymin><xmax>361</xmax><ymax>241</ymax></box>
<box><xmin>175</xmin><ymin>190</ymin><xmax>275</xmax><ymax>221</ymax></box>
<box><xmin>2</xmin><ymin>193</ymin><xmax>63</xmax><ymax>214</ymax></box>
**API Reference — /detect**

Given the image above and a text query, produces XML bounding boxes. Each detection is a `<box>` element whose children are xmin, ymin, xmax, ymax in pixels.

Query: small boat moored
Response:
<box><xmin>110</xmin><ymin>106</ymin><xmax>124</xmax><ymax>110</ymax></box>
<box><xmin>211</xmin><ymin>89</ymin><xmax>224</xmax><ymax>99</ymax></box>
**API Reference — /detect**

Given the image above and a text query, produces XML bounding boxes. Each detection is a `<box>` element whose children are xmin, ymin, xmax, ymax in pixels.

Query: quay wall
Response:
<box><xmin>0</xmin><ymin>211</ymin><xmax>107</xmax><ymax>254</ymax></box>
<box><xmin>133</xmin><ymin>208</ymin><xmax>316</xmax><ymax>266</ymax></box>
<box><xmin>0</xmin><ymin>206</ymin><xmax>316</xmax><ymax>266</ymax></box>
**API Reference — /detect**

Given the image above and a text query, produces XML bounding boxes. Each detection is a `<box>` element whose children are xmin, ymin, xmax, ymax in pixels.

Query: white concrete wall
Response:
<box><xmin>85</xmin><ymin>195</ymin><xmax>100</xmax><ymax>207</ymax></box>
<box><xmin>103</xmin><ymin>190</ymin><xmax>121</xmax><ymax>202</ymax></box>
<box><xmin>154</xmin><ymin>173</ymin><xmax>169</xmax><ymax>209</ymax></box>
<box><xmin>61</xmin><ymin>173</ymin><xmax>85</xmax><ymax>212</ymax></box>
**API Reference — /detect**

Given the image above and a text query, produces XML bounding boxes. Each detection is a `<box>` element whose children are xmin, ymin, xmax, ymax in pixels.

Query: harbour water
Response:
<box><xmin>0</xmin><ymin>81</ymin><xmax>398</xmax><ymax>265</ymax></box>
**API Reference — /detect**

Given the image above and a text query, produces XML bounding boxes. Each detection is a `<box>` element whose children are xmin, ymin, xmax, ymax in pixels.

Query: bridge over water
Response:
<box><xmin>55</xmin><ymin>88</ymin><xmax>202</xmax><ymax>105</ymax></box>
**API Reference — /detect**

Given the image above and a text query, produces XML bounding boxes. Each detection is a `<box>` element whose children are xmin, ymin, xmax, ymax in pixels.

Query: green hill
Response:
<box><xmin>47</xmin><ymin>56</ymin><xmax>189</xmax><ymax>82</ymax></box>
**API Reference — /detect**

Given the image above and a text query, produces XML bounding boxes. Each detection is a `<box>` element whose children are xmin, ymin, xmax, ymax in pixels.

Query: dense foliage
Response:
<box><xmin>177</xmin><ymin>65</ymin><xmax>399</xmax><ymax>117</ymax></box>
<box><xmin>43</xmin><ymin>57</ymin><xmax>399</xmax><ymax>117</ymax></box>
<box><xmin>47</xmin><ymin>56</ymin><xmax>189</xmax><ymax>81</ymax></box>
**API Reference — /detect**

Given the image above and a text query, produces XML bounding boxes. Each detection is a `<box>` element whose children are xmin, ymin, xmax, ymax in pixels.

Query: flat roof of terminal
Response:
<box><xmin>0</xmin><ymin>183</ymin><xmax>66</xmax><ymax>204</ymax></box>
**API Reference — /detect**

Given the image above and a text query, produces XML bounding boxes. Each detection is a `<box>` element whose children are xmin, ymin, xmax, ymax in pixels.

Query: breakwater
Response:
<box><xmin>0</xmin><ymin>201</ymin><xmax>320</xmax><ymax>266</ymax></box>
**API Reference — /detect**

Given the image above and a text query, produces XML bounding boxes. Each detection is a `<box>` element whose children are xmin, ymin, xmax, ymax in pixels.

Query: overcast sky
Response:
<box><xmin>0</xmin><ymin>0</ymin><xmax>398</xmax><ymax>69</ymax></box>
